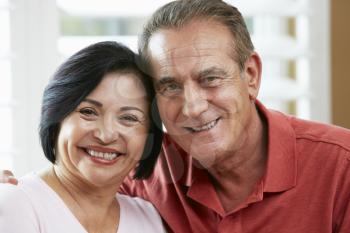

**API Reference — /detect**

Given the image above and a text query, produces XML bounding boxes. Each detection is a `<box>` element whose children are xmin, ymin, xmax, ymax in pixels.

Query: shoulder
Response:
<box><xmin>290</xmin><ymin>117</ymin><xmax>350</xmax><ymax>164</ymax></box>
<box><xmin>291</xmin><ymin>116</ymin><xmax>350</xmax><ymax>152</ymax></box>
<box><xmin>117</xmin><ymin>193</ymin><xmax>159</xmax><ymax>216</ymax></box>
<box><xmin>0</xmin><ymin>173</ymin><xmax>50</xmax><ymax>217</ymax></box>
<box><xmin>0</xmin><ymin>173</ymin><xmax>42</xmax><ymax>212</ymax></box>
<box><xmin>117</xmin><ymin>194</ymin><xmax>166</xmax><ymax>233</ymax></box>
<box><xmin>0</xmin><ymin>183</ymin><xmax>31</xmax><ymax>207</ymax></box>
<box><xmin>286</xmin><ymin>117</ymin><xmax>350</xmax><ymax>190</ymax></box>
<box><xmin>268</xmin><ymin>107</ymin><xmax>350</xmax><ymax>154</ymax></box>
<box><xmin>265</xmin><ymin>108</ymin><xmax>350</xmax><ymax>169</ymax></box>
<box><xmin>262</xmin><ymin>102</ymin><xmax>350</xmax><ymax>153</ymax></box>
<box><xmin>0</xmin><ymin>182</ymin><xmax>40</xmax><ymax>232</ymax></box>
<box><xmin>0</xmin><ymin>173</ymin><xmax>43</xmax><ymax>204</ymax></box>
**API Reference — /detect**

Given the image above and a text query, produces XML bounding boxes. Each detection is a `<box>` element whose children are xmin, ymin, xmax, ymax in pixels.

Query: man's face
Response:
<box><xmin>148</xmin><ymin>20</ymin><xmax>261</xmax><ymax>168</ymax></box>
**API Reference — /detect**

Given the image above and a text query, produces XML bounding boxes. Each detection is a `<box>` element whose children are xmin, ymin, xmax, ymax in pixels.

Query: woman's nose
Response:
<box><xmin>92</xmin><ymin>117</ymin><xmax>119</xmax><ymax>144</ymax></box>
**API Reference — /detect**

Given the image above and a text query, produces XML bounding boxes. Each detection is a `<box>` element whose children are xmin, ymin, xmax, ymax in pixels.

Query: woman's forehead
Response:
<box><xmin>99</xmin><ymin>72</ymin><xmax>147</xmax><ymax>98</ymax></box>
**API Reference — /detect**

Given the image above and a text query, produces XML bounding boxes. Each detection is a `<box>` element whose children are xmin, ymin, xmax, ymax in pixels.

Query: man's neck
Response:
<box><xmin>207</xmin><ymin>106</ymin><xmax>268</xmax><ymax>213</ymax></box>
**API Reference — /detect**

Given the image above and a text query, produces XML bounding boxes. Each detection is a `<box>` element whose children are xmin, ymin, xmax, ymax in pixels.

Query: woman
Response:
<box><xmin>0</xmin><ymin>41</ymin><xmax>165</xmax><ymax>233</ymax></box>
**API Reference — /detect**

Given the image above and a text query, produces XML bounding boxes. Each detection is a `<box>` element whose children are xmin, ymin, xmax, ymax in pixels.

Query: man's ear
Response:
<box><xmin>243</xmin><ymin>52</ymin><xmax>262</xmax><ymax>101</ymax></box>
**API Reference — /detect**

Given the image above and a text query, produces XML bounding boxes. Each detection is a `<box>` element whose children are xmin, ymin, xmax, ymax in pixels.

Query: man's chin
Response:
<box><xmin>189</xmin><ymin>145</ymin><xmax>219</xmax><ymax>169</ymax></box>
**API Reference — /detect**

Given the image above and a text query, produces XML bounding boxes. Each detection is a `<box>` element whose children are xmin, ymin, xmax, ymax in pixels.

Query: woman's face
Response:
<box><xmin>56</xmin><ymin>72</ymin><xmax>149</xmax><ymax>187</ymax></box>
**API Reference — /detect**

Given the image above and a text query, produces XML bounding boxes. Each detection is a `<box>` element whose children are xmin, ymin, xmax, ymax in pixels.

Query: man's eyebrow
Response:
<box><xmin>82</xmin><ymin>98</ymin><xmax>103</xmax><ymax>107</ymax></box>
<box><xmin>198</xmin><ymin>67</ymin><xmax>229</xmax><ymax>78</ymax></box>
<box><xmin>154</xmin><ymin>67</ymin><xmax>228</xmax><ymax>86</ymax></box>
<box><xmin>155</xmin><ymin>77</ymin><xmax>176</xmax><ymax>86</ymax></box>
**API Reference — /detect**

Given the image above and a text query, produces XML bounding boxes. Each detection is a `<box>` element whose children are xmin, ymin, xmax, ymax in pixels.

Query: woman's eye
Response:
<box><xmin>119</xmin><ymin>115</ymin><xmax>140</xmax><ymax>123</ymax></box>
<box><xmin>79</xmin><ymin>108</ymin><xmax>97</xmax><ymax>116</ymax></box>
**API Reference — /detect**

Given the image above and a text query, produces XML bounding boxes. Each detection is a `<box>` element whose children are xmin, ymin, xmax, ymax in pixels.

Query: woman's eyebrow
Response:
<box><xmin>120</xmin><ymin>106</ymin><xmax>145</xmax><ymax>114</ymax></box>
<box><xmin>82</xmin><ymin>98</ymin><xmax>103</xmax><ymax>107</ymax></box>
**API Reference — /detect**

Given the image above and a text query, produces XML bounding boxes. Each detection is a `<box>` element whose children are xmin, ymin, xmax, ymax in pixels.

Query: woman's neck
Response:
<box><xmin>39</xmin><ymin>166</ymin><xmax>120</xmax><ymax>233</ymax></box>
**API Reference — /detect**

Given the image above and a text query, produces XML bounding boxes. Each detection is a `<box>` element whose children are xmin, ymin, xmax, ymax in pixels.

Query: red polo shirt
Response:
<box><xmin>120</xmin><ymin>102</ymin><xmax>350</xmax><ymax>233</ymax></box>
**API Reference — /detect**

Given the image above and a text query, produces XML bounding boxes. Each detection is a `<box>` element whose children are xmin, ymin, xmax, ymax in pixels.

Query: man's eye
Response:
<box><xmin>204</xmin><ymin>76</ymin><xmax>217</xmax><ymax>82</ymax></box>
<box><xmin>201</xmin><ymin>76</ymin><xmax>221</xmax><ymax>86</ymax></box>
<box><xmin>159</xmin><ymin>83</ymin><xmax>182</xmax><ymax>95</ymax></box>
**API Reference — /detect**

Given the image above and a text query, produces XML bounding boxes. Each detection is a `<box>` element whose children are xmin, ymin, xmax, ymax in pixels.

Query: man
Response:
<box><xmin>0</xmin><ymin>170</ymin><xmax>17</xmax><ymax>185</ymax></box>
<box><xmin>2</xmin><ymin>0</ymin><xmax>350</xmax><ymax>232</ymax></box>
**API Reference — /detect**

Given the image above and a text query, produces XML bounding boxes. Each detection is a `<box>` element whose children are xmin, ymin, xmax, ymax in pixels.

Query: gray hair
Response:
<box><xmin>138</xmin><ymin>0</ymin><xmax>254</xmax><ymax>72</ymax></box>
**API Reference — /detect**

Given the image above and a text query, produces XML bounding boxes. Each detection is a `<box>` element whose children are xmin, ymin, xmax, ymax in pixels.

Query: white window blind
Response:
<box><xmin>3</xmin><ymin>0</ymin><xmax>58</xmax><ymax>176</ymax></box>
<box><xmin>232</xmin><ymin>0</ymin><xmax>330</xmax><ymax>122</ymax></box>
<box><xmin>0</xmin><ymin>0</ymin><xmax>14</xmax><ymax>170</ymax></box>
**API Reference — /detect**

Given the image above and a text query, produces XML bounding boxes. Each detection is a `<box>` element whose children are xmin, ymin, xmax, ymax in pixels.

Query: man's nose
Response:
<box><xmin>182</xmin><ymin>84</ymin><xmax>208</xmax><ymax>118</ymax></box>
<box><xmin>93</xmin><ymin>117</ymin><xmax>119</xmax><ymax>144</ymax></box>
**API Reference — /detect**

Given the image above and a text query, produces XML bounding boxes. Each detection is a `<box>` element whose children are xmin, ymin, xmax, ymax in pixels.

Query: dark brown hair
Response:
<box><xmin>39</xmin><ymin>41</ymin><xmax>163</xmax><ymax>179</ymax></box>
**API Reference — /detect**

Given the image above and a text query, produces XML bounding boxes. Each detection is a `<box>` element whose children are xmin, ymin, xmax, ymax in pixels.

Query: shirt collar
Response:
<box><xmin>256</xmin><ymin>101</ymin><xmax>297</xmax><ymax>192</ymax></box>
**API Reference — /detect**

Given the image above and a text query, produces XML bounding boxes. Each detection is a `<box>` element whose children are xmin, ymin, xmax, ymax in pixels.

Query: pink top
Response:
<box><xmin>0</xmin><ymin>173</ymin><xmax>166</xmax><ymax>233</ymax></box>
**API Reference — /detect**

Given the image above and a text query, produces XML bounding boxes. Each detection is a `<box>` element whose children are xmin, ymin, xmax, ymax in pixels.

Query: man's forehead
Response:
<box><xmin>147</xmin><ymin>21</ymin><xmax>237</xmax><ymax>80</ymax></box>
<box><xmin>148</xmin><ymin>22</ymin><xmax>235</xmax><ymax>59</ymax></box>
<box><xmin>149</xmin><ymin>41</ymin><xmax>234</xmax><ymax>74</ymax></box>
<box><xmin>150</xmin><ymin>36</ymin><xmax>232</xmax><ymax>59</ymax></box>
<box><xmin>152</xmin><ymin>56</ymin><xmax>237</xmax><ymax>83</ymax></box>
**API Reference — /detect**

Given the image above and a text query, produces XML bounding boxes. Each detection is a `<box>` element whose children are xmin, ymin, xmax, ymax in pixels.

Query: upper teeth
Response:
<box><xmin>86</xmin><ymin>149</ymin><xmax>119</xmax><ymax>161</ymax></box>
<box><xmin>190</xmin><ymin>119</ymin><xmax>218</xmax><ymax>132</ymax></box>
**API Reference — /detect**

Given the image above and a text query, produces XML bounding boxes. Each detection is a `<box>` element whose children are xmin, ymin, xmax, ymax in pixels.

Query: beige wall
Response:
<box><xmin>332</xmin><ymin>0</ymin><xmax>350</xmax><ymax>129</ymax></box>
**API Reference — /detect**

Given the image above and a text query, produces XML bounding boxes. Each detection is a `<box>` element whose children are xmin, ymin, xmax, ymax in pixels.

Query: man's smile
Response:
<box><xmin>183</xmin><ymin>117</ymin><xmax>221</xmax><ymax>133</ymax></box>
